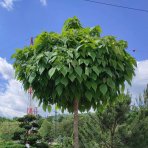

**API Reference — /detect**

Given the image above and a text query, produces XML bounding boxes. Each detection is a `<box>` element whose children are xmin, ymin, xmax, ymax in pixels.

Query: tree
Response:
<box><xmin>118</xmin><ymin>106</ymin><xmax>148</xmax><ymax>148</ymax></box>
<box><xmin>39</xmin><ymin>119</ymin><xmax>52</xmax><ymax>139</ymax></box>
<box><xmin>136</xmin><ymin>84</ymin><xmax>148</xmax><ymax>107</ymax></box>
<box><xmin>12</xmin><ymin>16</ymin><xmax>136</xmax><ymax>148</ymax></box>
<box><xmin>77</xmin><ymin>92</ymin><xmax>131</xmax><ymax>148</ymax></box>
<box><xmin>96</xmin><ymin>93</ymin><xmax>131</xmax><ymax>148</ymax></box>
<box><xmin>13</xmin><ymin>115</ymin><xmax>41</xmax><ymax>147</ymax></box>
<box><xmin>143</xmin><ymin>84</ymin><xmax>148</xmax><ymax>107</ymax></box>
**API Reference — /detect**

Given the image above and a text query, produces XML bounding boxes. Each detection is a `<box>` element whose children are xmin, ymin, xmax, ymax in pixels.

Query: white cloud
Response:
<box><xmin>0</xmin><ymin>79</ymin><xmax>27</xmax><ymax>118</ymax></box>
<box><xmin>0</xmin><ymin>57</ymin><xmax>33</xmax><ymax>117</ymax></box>
<box><xmin>0</xmin><ymin>0</ymin><xmax>16</xmax><ymax>10</ymax></box>
<box><xmin>40</xmin><ymin>0</ymin><xmax>47</xmax><ymax>6</ymax></box>
<box><xmin>0</xmin><ymin>57</ymin><xmax>148</xmax><ymax>118</ymax></box>
<box><xmin>128</xmin><ymin>60</ymin><xmax>148</xmax><ymax>99</ymax></box>
<box><xmin>0</xmin><ymin>57</ymin><xmax>53</xmax><ymax>118</ymax></box>
<box><xmin>0</xmin><ymin>57</ymin><xmax>14</xmax><ymax>80</ymax></box>
<box><xmin>0</xmin><ymin>0</ymin><xmax>47</xmax><ymax>11</ymax></box>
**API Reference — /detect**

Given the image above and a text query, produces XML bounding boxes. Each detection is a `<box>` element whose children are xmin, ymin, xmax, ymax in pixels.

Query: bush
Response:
<box><xmin>0</xmin><ymin>141</ymin><xmax>25</xmax><ymax>148</ymax></box>
<box><xmin>12</xmin><ymin>129</ymin><xmax>26</xmax><ymax>140</ymax></box>
<box><xmin>33</xmin><ymin>142</ymin><xmax>49</xmax><ymax>148</ymax></box>
<box><xmin>27</xmin><ymin>135</ymin><xmax>40</xmax><ymax>145</ymax></box>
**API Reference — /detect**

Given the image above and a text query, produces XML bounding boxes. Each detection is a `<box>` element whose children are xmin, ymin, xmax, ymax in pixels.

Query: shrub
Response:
<box><xmin>0</xmin><ymin>141</ymin><xmax>25</xmax><ymax>148</ymax></box>
<box><xmin>33</xmin><ymin>142</ymin><xmax>49</xmax><ymax>148</ymax></box>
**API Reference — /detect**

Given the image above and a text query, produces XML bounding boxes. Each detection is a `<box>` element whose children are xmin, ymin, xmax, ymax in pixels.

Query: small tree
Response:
<box><xmin>96</xmin><ymin>93</ymin><xmax>131</xmax><ymax>148</ymax></box>
<box><xmin>77</xmin><ymin>92</ymin><xmax>131</xmax><ymax>148</ymax></box>
<box><xmin>12</xmin><ymin>16</ymin><xmax>136</xmax><ymax>147</ymax></box>
<box><xmin>13</xmin><ymin>115</ymin><xmax>41</xmax><ymax>146</ymax></box>
<box><xmin>118</xmin><ymin>106</ymin><xmax>148</xmax><ymax>148</ymax></box>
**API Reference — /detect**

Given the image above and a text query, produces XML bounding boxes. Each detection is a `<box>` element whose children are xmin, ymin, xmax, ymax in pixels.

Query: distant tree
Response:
<box><xmin>136</xmin><ymin>84</ymin><xmax>148</xmax><ymax>107</ymax></box>
<box><xmin>118</xmin><ymin>107</ymin><xmax>148</xmax><ymax>148</ymax></box>
<box><xmin>39</xmin><ymin>119</ymin><xmax>52</xmax><ymax>139</ymax></box>
<box><xmin>13</xmin><ymin>115</ymin><xmax>41</xmax><ymax>146</ymax></box>
<box><xmin>78</xmin><ymin>93</ymin><xmax>131</xmax><ymax>148</ymax></box>
<box><xmin>0</xmin><ymin>119</ymin><xmax>20</xmax><ymax>141</ymax></box>
<box><xmin>97</xmin><ymin>93</ymin><xmax>131</xmax><ymax>148</ymax></box>
<box><xmin>143</xmin><ymin>84</ymin><xmax>148</xmax><ymax>107</ymax></box>
<box><xmin>12</xmin><ymin>16</ymin><xmax>136</xmax><ymax>148</ymax></box>
<box><xmin>117</xmin><ymin>85</ymin><xmax>148</xmax><ymax>148</ymax></box>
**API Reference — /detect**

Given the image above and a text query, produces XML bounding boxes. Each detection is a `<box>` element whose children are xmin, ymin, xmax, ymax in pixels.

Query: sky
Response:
<box><xmin>0</xmin><ymin>0</ymin><xmax>148</xmax><ymax>118</ymax></box>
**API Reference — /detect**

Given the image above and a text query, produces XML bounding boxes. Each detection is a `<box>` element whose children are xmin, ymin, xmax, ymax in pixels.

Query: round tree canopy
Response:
<box><xmin>12</xmin><ymin>16</ymin><xmax>136</xmax><ymax>112</ymax></box>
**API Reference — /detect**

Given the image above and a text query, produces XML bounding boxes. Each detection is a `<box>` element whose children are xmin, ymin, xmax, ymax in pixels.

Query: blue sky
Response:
<box><xmin>0</xmin><ymin>0</ymin><xmax>148</xmax><ymax>61</ymax></box>
<box><xmin>0</xmin><ymin>0</ymin><xmax>148</xmax><ymax>117</ymax></box>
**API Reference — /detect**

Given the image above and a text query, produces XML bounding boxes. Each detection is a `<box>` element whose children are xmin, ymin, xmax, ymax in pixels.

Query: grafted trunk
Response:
<box><xmin>74</xmin><ymin>98</ymin><xmax>79</xmax><ymax>148</ymax></box>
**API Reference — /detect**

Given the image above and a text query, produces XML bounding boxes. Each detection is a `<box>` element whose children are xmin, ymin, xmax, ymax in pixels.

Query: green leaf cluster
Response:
<box><xmin>12</xmin><ymin>16</ymin><xmax>136</xmax><ymax>112</ymax></box>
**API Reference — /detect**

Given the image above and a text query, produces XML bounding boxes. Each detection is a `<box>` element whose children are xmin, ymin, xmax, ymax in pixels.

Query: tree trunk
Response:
<box><xmin>74</xmin><ymin>98</ymin><xmax>79</xmax><ymax>148</ymax></box>
<box><xmin>110</xmin><ymin>131</ymin><xmax>114</xmax><ymax>148</ymax></box>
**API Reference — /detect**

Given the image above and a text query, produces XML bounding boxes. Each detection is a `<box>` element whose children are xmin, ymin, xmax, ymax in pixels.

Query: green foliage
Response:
<box><xmin>143</xmin><ymin>84</ymin><xmax>148</xmax><ymax>107</ymax></box>
<box><xmin>12</xmin><ymin>16</ymin><xmax>136</xmax><ymax>113</ymax></box>
<box><xmin>0</xmin><ymin>140</ymin><xmax>24</xmax><ymax>148</ymax></box>
<box><xmin>27</xmin><ymin>134</ymin><xmax>40</xmax><ymax>145</ymax></box>
<box><xmin>12</xmin><ymin>129</ymin><xmax>25</xmax><ymax>140</ymax></box>
<box><xmin>33</xmin><ymin>142</ymin><xmax>49</xmax><ymax>148</ymax></box>
<box><xmin>118</xmin><ymin>108</ymin><xmax>148</xmax><ymax>148</ymax></box>
<box><xmin>0</xmin><ymin>88</ymin><xmax>148</xmax><ymax>148</ymax></box>
<box><xmin>39</xmin><ymin>119</ymin><xmax>52</xmax><ymax>138</ymax></box>
<box><xmin>75</xmin><ymin>93</ymin><xmax>131</xmax><ymax>148</ymax></box>
<box><xmin>13</xmin><ymin>115</ymin><xmax>41</xmax><ymax>146</ymax></box>
<box><xmin>117</xmin><ymin>86</ymin><xmax>148</xmax><ymax>148</ymax></box>
<box><xmin>0</xmin><ymin>121</ymin><xmax>20</xmax><ymax>141</ymax></box>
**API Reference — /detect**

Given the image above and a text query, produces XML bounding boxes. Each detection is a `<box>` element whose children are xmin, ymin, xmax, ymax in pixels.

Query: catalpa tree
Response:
<box><xmin>12</xmin><ymin>17</ymin><xmax>136</xmax><ymax>148</ymax></box>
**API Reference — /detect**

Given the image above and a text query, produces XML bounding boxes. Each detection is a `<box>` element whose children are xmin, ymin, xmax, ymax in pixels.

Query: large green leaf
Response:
<box><xmin>90</xmin><ymin>25</ymin><xmax>102</xmax><ymax>35</ymax></box>
<box><xmin>84</xmin><ymin>59</ymin><xmax>90</xmax><ymax>66</ymax></box>
<box><xmin>85</xmin><ymin>67</ymin><xmax>89</xmax><ymax>76</ymax></box>
<box><xmin>56</xmin><ymin>85</ymin><xmax>63</xmax><ymax>96</ymax></box>
<box><xmin>29</xmin><ymin>72</ymin><xmax>36</xmax><ymax>84</ymax></box>
<box><xmin>60</xmin><ymin>77</ymin><xmax>68</xmax><ymax>87</ymax></box>
<box><xmin>91</xmin><ymin>81</ymin><xmax>97</xmax><ymax>92</ymax></box>
<box><xmin>92</xmin><ymin>66</ymin><xmax>101</xmax><ymax>76</ymax></box>
<box><xmin>78</xmin><ymin>59</ymin><xmax>84</xmax><ymax>65</ymax></box>
<box><xmin>68</xmin><ymin>74</ymin><xmax>76</xmax><ymax>82</ymax></box>
<box><xmin>42</xmin><ymin>103</ymin><xmax>47</xmax><ymax>112</ymax></box>
<box><xmin>75</xmin><ymin>66</ymin><xmax>82</xmax><ymax>77</ymax></box>
<box><xmin>88</xmin><ymin>51</ymin><xmax>96</xmax><ymax>61</ymax></box>
<box><xmin>39</xmin><ymin>64</ymin><xmax>45</xmax><ymax>75</ymax></box>
<box><xmin>44</xmin><ymin>51</ymin><xmax>52</xmax><ymax>59</ymax></box>
<box><xmin>107</xmin><ymin>78</ymin><xmax>115</xmax><ymax>88</ymax></box>
<box><xmin>55</xmin><ymin>77</ymin><xmax>61</xmax><ymax>86</ymax></box>
<box><xmin>49</xmin><ymin>56</ymin><xmax>56</xmax><ymax>63</ymax></box>
<box><xmin>118</xmin><ymin>62</ymin><xmax>124</xmax><ymax>71</ymax></box>
<box><xmin>47</xmin><ymin>105</ymin><xmax>52</xmax><ymax>112</ymax></box>
<box><xmin>48</xmin><ymin>68</ymin><xmax>56</xmax><ymax>78</ymax></box>
<box><xmin>85</xmin><ymin>81</ymin><xmax>91</xmax><ymax>90</ymax></box>
<box><xmin>91</xmin><ymin>73</ymin><xmax>97</xmax><ymax>80</ymax></box>
<box><xmin>85</xmin><ymin>91</ymin><xmax>92</xmax><ymax>101</ymax></box>
<box><xmin>76</xmin><ymin>44</ymin><xmax>84</xmax><ymax>51</ymax></box>
<box><xmin>36</xmin><ymin>53</ymin><xmax>44</xmax><ymax>60</ymax></box>
<box><xmin>67</xmin><ymin>50</ymin><xmax>73</xmax><ymax>58</ymax></box>
<box><xmin>106</xmin><ymin>68</ymin><xmax>113</xmax><ymax>77</ymax></box>
<box><xmin>100</xmin><ymin>84</ymin><xmax>108</xmax><ymax>95</ymax></box>
<box><xmin>61</xmin><ymin>66</ymin><xmax>68</xmax><ymax>77</ymax></box>
<box><xmin>77</xmin><ymin>76</ymin><xmax>83</xmax><ymax>84</ymax></box>
<box><xmin>55</xmin><ymin>104</ymin><xmax>59</xmax><ymax>110</ymax></box>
